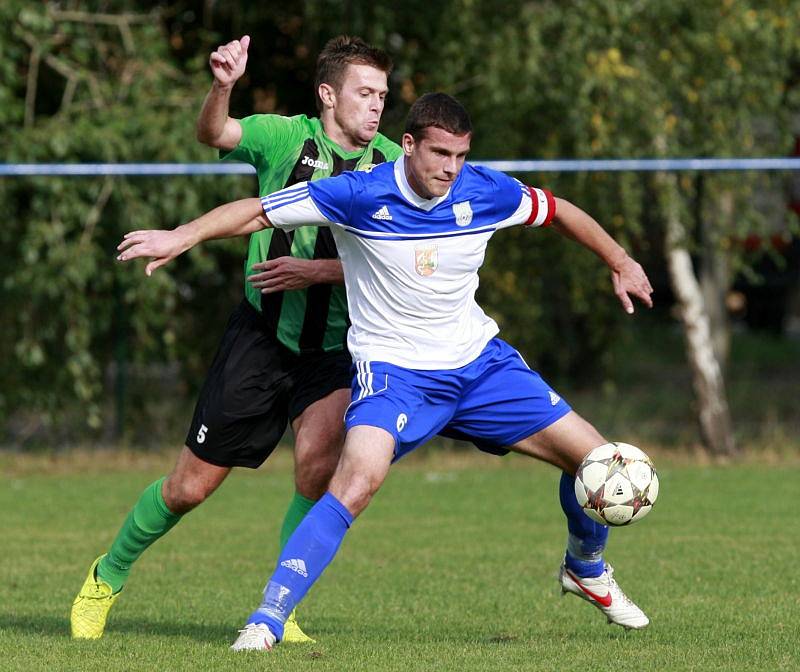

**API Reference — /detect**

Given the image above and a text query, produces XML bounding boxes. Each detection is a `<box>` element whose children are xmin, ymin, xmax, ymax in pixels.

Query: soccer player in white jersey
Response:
<box><xmin>117</xmin><ymin>93</ymin><xmax>655</xmax><ymax>650</ymax></box>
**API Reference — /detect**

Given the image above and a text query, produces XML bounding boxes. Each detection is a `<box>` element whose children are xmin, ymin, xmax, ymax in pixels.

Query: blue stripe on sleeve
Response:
<box><xmin>261</xmin><ymin>192</ymin><xmax>310</xmax><ymax>213</ymax></box>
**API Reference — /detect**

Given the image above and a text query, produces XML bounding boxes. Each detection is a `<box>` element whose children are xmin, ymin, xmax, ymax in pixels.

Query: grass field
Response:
<box><xmin>2</xmin><ymin>451</ymin><xmax>799</xmax><ymax>671</ymax></box>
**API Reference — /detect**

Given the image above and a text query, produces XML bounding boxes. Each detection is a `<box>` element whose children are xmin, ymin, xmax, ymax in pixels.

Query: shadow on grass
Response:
<box><xmin>2</xmin><ymin>612</ymin><xmax>636</xmax><ymax>648</ymax></box>
<box><xmin>0</xmin><ymin>612</ymin><xmax>232</xmax><ymax>644</ymax></box>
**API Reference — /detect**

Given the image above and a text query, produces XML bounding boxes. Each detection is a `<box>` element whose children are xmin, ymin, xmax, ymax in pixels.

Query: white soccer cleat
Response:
<box><xmin>559</xmin><ymin>563</ymin><xmax>649</xmax><ymax>630</ymax></box>
<box><xmin>230</xmin><ymin>622</ymin><xmax>277</xmax><ymax>651</ymax></box>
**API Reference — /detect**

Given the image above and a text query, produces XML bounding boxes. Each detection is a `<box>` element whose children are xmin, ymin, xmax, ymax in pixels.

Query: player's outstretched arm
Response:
<box><xmin>117</xmin><ymin>198</ymin><xmax>270</xmax><ymax>276</ymax></box>
<box><xmin>551</xmin><ymin>197</ymin><xmax>653</xmax><ymax>314</ymax></box>
<box><xmin>196</xmin><ymin>35</ymin><xmax>250</xmax><ymax>149</ymax></box>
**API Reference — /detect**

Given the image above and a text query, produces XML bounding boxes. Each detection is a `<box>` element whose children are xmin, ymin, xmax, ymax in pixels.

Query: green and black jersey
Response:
<box><xmin>222</xmin><ymin>114</ymin><xmax>401</xmax><ymax>355</ymax></box>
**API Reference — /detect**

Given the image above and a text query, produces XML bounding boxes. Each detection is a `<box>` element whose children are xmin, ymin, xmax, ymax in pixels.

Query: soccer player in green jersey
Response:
<box><xmin>70</xmin><ymin>35</ymin><xmax>402</xmax><ymax>642</ymax></box>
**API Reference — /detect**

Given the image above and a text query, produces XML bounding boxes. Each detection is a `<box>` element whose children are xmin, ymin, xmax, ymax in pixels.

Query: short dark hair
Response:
<box><xmin>315</xmin><ymin>36</ymin><xmax>393</xmax><ymax>111</ymax></box>
<box><xmin>404</xmin><ymin>93</ymin><xmax>473</xmax><ymax>141</ymax></box>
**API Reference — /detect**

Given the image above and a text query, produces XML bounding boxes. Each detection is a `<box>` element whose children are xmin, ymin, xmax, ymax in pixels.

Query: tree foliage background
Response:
<box><xmin>1</xmin><ymin>0</ymin><xmax>798</xmax><ymax>447</ymax></box>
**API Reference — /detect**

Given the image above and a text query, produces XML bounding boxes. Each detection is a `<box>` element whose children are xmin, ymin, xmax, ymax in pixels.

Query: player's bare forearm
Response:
<box><xmin>196</xmin><ymin>82</ymin><xmax>242</xmax><ymax>149</ymax></box>
<box><xmin>248</xmin><ymin>257</ymin><xmax>344</xmax><ymax>293</ymax></box>
<box><xmin>551</xmin><ymin>198</ymin><xmax>627</xmax><ymax>268</ymax></box>
<box><xmin>312</xmin><ymin>259</ymin><xmax>345</xmax><ymax>285</ymax></box>
<box><xmin>183</xmin><ymin>197</ymin><xmax>269</xmax><ymax>245</ymax></box>
<box><xmin>197</xmin><ymin>36</ymin><xmax>249</xmax><ymax>149</ymax></box>
<box><xmin>550</xmin><ymin>197</ymin><xmax>653</xmax><ymax>313</ymax></box>
<box><xmin>117</xmin><ymin>198</ymin><xmax>270</xmax><ymax>276</ymax></box>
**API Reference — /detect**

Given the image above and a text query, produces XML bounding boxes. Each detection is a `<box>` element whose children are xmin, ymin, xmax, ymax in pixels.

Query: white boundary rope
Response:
<box><xmin>2</xmin><ymin>158</ymin><xmax>800</xmax><ymax>176</ymax></box>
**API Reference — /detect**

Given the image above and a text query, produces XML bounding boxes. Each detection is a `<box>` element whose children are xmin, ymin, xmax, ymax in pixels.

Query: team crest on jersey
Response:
<box><xmin>452</xmin><ymin>200</ymin><xmax>473</xmax><ymax>227</ymax></box>
<box><xmin>414</xmin><ymin>244</ymin><xmax>438</xmax><ymax>276</ymax></box>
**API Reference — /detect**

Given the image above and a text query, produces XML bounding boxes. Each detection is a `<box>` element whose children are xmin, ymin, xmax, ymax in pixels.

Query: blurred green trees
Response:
<box><xmin>0</xmin><ymin>1</ymin><xmax>254</xmax><ymax>441</ymax></box>
<box><xmin>1</xmin><ymin>0</ymin><xmax>798</xmax><ymax>447</ymax></box>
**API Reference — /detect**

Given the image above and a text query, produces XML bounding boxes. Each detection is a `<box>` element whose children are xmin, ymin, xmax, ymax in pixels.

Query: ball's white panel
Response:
<box><xmin>604</xmin><ymin>472</ymin><xmax>634</xmax><ymax>504</ymax></box>
<box><xmin>582</xmin><ymin>506</ymin><xmax>606</xmax><ymax>525</ymax></box>
<box><xmin>614</xmin><ymin>442</ymin><xmax>648</xmax><ymax>461</ymax></box>
<box><xmin>630</xmin><ymin>504</ymin><xmax>652</xmax><ymax>523</ymax></box>
<box><xmin>581</xmin><ymin>462</ymin><xmax>609</xmax><ymax>491</ymax></box>
<box><xmin>627</xmin><ymin>461</ymin><xmax>653</xmax><ymax>491</ymax></box>
<box><xmin>602</xmin><ymin>504</ymin><xmax>635</xmax><ymax>526</ymax></box>
<box><xmin>647</xmin><ymin>471</ymin><xmax>660</xmax><ymax>503</ymax></box>
<box><xmin>574</xmin><ymin>476</ymin><xmax>589</xmax><ymax>506</ymax></box>
<box><xmin>585</xmin><ymin>443</ymin><xmax>618</xmax><ymax>462</ymax></box>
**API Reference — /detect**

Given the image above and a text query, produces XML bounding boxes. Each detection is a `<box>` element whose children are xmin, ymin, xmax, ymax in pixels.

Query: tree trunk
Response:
<box><xmin>698</xmin><ymin>180</ymin><xmax>733</xmax><ymax>367</ymax></box>
<box><xmin>659</xmin><ymin>173</ymin><xmax>738</xmax><ymax>456</ymax></box>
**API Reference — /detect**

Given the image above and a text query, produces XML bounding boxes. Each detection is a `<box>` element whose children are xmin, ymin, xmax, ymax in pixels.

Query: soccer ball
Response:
<box><xmin>574</xmin><ymin>442</ymin><xmax>659</xmax><ymax>526</ymax></box>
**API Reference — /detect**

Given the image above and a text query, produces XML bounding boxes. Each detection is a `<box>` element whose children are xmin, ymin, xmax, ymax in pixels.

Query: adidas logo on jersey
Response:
<box><xmin>371</xmin><ymin>205</ymin><xmax>393</xmax><ymax>220</ymax></box>
<box><xmin>280</xmin><ymin>558</ymin><xmax>309</xmax><ymax>577</ymax></box>
<box><xmin>301</xmin><ymin>155</ymin><xmax>329</xmax><ymax>170</ymax></box>
<box><xmin>549</xmin><ymin>391</ymin><xmax>561</xmax><ymax>406</ymax></box>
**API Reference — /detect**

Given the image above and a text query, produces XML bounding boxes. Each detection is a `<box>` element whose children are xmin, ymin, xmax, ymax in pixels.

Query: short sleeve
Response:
<box><xmin>220</xmin><ymin>114</ymin><xmax>296</xmax><ymax>169</ymax></box>
<box><xmin>260</xmin><ymin>182</ymin><xmax>331</xmax><ymax>231</ymax></box>
<box><xmin>260</xmin><ymin>173</ymin><xmax>359</xmax><ymax>231</ymax></box>
<box><xmin>306</xmin><ymin>172</ymin><xmax>361</xmax><ymax>225</ymax></box>
<box><xmin>491</xmin><ymin>171</ymin><xmax>556</xmax><ymax>229</ymax></box>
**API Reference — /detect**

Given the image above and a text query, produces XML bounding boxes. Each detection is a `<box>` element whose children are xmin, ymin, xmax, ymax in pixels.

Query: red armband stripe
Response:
<box><xmin>524</xmin><ymin>187</ymin><xmax>556</xmax><ymax>227</ymax></box>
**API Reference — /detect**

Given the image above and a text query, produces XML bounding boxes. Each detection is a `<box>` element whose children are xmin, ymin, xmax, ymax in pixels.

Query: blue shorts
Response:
<box><xmin>345</xmin><ymin>338</ymin><xmax>572</xmax><ymax>461</ymax></box>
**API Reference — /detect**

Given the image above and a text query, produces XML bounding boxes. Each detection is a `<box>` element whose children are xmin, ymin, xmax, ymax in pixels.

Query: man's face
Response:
<box><xmin>402</xmin><ymin>127</ymin><xmax>472</xmax><ymax>199</ymax></box>
<box><xmin>329</xmin><ymin>64</ymin><xmax>388</xmax><ymax>147</ymax></box>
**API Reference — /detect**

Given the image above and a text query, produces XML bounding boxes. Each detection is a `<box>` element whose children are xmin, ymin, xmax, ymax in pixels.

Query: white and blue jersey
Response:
<box><xmin>262</xmin><ymin>156</ymin><xmax>555</xmax><ymax>370</ymax></box>
<box><xmin>262</xmin><ymin>156</ymin><xmax>569</xmax><ymax>456</ymax></box>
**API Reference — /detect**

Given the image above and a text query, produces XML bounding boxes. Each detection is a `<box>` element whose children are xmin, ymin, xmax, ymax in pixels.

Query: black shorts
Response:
<box><xmin>186</xmin><ymin>301</ymin><xmax>352</xmax><ymax>469</ymax></box>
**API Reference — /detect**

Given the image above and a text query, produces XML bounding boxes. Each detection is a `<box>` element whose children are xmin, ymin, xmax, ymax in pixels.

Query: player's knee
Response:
<box><xmin>331</xmin><ymin>472</ymin><xmax>380</xmax><ymax>517</ymax></box>
<box><xmin>294</xmin><ymin>462</ymin><xmax>334</xmax><ymax>500</ymax></box>
<box><xmin>293</xmin><ymin>438</ymin><xmax>342</xmax><ymax>498</ymax></box>
<box><xmin>295</xmin><ymin>449</ymin><xmax>340</xmax><ymax>498</ymax></box>
<box><xmin>162</xmin><ymin>475</ymin><xmax>213</xmax><ymax>514</ymax></box>
<box><xmin>294</xmin><ymin>426</ymin><xmax>344</xmax><ymax>462</ymax></box>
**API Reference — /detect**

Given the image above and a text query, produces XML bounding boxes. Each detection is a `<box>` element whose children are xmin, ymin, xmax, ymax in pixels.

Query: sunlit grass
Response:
<box><xmin>2</xmin><ymin>453</ymin><xmax>798</xmax><ymax>671</ymax></box>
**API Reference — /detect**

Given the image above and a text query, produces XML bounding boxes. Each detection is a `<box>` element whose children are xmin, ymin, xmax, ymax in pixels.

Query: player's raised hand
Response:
<box><xmin>248</xmin><ymin>257</ymin><xmax>318</xmax><ymax>293</ymax></box>
<box><xmin>209</xmin><ymin>35</ymin><xmax>250</xmax><ymax>87</ymax></box>
<box><xmin>116</xmin><ymin>229</ymin><xmax>191</xmax><ymax>276</ymax></box>
<box><xmin>611</xmin><ymin>255</ymin><xmax>654</xmax><ymax>314</ymax></box>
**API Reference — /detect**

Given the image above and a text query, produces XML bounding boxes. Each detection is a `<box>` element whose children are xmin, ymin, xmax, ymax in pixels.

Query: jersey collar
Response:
<box><xmin>394</xmin><ymin>156</ymin><xmax>451</xmax><ymax>211</ymax></box>
<box><xmin>315</xmin><ymin>117</ymin><xmax>374</xmax><ymax>160</ymax></box>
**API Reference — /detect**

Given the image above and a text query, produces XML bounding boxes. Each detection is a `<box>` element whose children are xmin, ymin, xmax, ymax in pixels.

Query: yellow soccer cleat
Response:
<box><xmin>70</xmin><ymin>555</ymin><xmax>120</xmax><ymax>639</ymax></box>
<box><xmin>281</xmin><ymin>609</ymin><xmax>316</xmax><ymax>644</ymax></box>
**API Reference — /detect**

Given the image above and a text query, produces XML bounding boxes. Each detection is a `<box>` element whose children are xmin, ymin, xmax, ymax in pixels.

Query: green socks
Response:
<box><xmin>279</xmin><ymin>492</ymin><xmax>317</xmax><ymax>549</ymax></box>
<box><xmin>96</xmin><ymin>477</ymin><xmax>182</xmax><ymax>593</ymax></box>
<box><xmin>95</xmin><ymin>483</ymin><xmax>315</xmax><ymax>593</ymax></box>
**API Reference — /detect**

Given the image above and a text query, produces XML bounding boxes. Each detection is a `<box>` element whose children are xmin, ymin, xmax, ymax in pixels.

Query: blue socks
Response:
<box><xmin>559</xmin><ymin>472</ymin><xmax>608</xmax><ymax>578</ymax></box>
<box><xmin>247</xmin><ymin>475</ymin><xmax>605</xmax><ymax>641</ymax></box>
<box><xmin>248</xmin><ymin>492</ymin><xmax>353</xmax><ymax>640</ymax></box>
